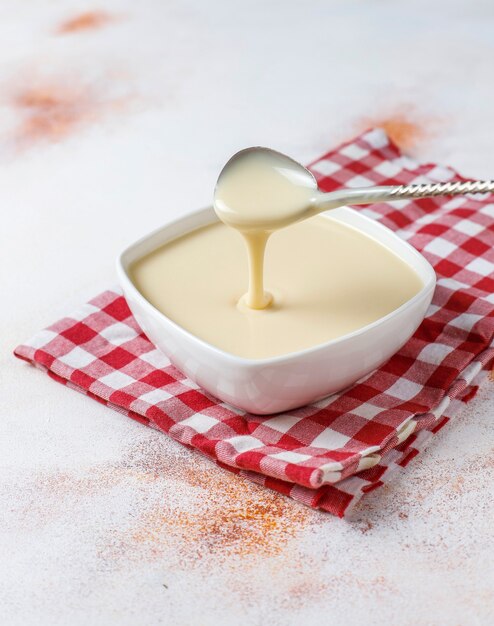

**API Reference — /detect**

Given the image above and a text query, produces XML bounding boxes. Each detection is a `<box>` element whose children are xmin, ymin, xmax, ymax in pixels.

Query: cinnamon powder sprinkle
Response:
<box><xmin>57</xmin><ymin>11</ymin><xmax>113</xmax><ymax>35</ymax></box>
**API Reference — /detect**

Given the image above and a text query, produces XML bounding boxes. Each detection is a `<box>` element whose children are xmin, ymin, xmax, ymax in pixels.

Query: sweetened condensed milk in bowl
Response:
<box><xmin>118</xmin><ymin>148</ymin><xmax>436</xmax><ymax>414</ymax></box>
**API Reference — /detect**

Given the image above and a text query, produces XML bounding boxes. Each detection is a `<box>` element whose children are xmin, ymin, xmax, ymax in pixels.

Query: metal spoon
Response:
<box><xmin>215</xmin><ymin>146</ymin><xmax>494</xmax><ymax>231</ymax></box>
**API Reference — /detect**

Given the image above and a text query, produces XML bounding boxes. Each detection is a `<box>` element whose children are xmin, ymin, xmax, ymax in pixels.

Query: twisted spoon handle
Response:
<box><xmin>316</xmin><ymin>179</ymin><xmax>494</xmax><ymax>212</ymax></box>
<box><xmin>388</xmin><ymin>179</ymin><xmax>494</xmax><ymax>199</ymax></box>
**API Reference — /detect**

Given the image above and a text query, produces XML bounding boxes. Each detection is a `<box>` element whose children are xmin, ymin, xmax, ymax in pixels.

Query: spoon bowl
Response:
<box><xmin>214</xmin><ymin>147</ymin><xmax>318</xmax><ymax>232</ymax></box>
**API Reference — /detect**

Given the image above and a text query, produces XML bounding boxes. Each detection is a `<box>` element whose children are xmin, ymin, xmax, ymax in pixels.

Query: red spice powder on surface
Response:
<box><xmin>116</xmin><ymin>437</ymin><xmax>313</xmax><ymax>563</ymax></box>
<box><xmin>14</xmin><ymin>83</ymin><xmax>96</xmax><ymax>143</ymax></box>
<box><xmin>57</xmin><ymin>11</ymin><xmax>113</xmax><ymax>35</ymax></box>
<box><xmin>15</xmin><ymin>435</ymin><xmax>313</xmax><ymax>566</ymax></box>
<box><xmin>11</xmin><ymin>75</ymin><xmax>129</xmax><ymax>147</ymax></box>
<box><xmin>357</xmin><ymin>112</ymin><xmax>429</xmax><ymax>150</ymax></box>
<box><xmin>129</xmin><ymin>482</ymin><xmax>309</xmax><ymax>560</ymax></box>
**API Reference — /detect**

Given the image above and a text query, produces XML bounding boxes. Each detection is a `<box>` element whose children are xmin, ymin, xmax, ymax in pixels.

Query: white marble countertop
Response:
<box><xmin>2</xmin><ymin>1</ymin><xmax>493</xmax><ymax>624</ymax></box>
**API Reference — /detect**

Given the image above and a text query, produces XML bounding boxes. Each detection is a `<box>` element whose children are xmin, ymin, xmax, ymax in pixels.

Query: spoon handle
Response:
<box><xmin>387</xmin><ymin>179</ymin><xmax>494</xmax><ymax>200</ymax></box>
<box><xmin>316</xmin><ymin>179</ymin><xmax>494</xmax><ymax>211</ymax></box>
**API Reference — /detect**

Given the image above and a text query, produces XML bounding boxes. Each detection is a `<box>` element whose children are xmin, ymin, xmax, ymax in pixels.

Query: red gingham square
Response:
<box><xmin>14</xmin><ymin>129</ymin><xmax>494</xmax><ymax>517</ymax></box>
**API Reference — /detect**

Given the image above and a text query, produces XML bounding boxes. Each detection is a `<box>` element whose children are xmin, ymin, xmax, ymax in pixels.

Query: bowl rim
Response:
<box><xmin>116</xmin><ymin>206</ymin><xmax>436</xmax><ymax>368</ymax></box>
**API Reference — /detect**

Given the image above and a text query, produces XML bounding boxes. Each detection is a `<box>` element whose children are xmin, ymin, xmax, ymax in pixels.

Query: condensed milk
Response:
<box><xmin>131</xmin><ymin>215</ymin><xmax>423</xmax><ymax>359</ymax></box>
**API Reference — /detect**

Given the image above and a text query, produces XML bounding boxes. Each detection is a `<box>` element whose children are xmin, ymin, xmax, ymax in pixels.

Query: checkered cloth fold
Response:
<box><xmin>15</xmin><ymin>129</ymin><xmax>494</xmax><ymax>517</ymax></box>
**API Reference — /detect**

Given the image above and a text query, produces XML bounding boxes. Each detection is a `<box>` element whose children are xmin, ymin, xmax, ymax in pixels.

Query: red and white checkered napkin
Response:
<box><xmin>15</xmin><ymin>129</ymin><xmax>494</xmax><ymax>517</ymax></box>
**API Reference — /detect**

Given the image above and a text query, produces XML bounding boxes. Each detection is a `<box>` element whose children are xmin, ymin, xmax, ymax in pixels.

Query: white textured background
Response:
<box><xmin>2</xmin><ymin>1</ymin><xmax>493</xmax><ymax>625</ymax></box>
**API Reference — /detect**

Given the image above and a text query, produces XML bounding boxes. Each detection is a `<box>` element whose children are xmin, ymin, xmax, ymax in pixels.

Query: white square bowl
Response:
<box><xmin>117</xmin><ymin>207</ymin><xmax>436</xmax><ymax>415</ymax></box>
